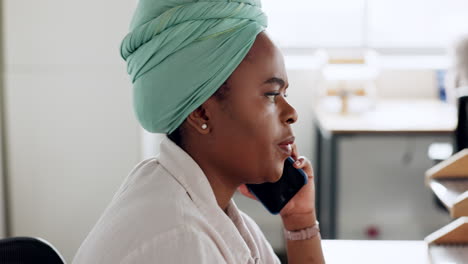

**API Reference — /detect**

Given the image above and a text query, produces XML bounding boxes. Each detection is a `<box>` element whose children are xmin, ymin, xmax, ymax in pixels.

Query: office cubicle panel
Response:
<box><xmin>337</xmin><ymin>134</ymin><xmax>452</xmax><ymax>240</ymax></box>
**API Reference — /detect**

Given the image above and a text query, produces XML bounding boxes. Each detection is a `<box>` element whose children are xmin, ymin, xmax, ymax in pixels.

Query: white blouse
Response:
<box><xmin>72</xmin><ymin>137</ymin><xmax>281</xmax><ymax>264</ymax></box>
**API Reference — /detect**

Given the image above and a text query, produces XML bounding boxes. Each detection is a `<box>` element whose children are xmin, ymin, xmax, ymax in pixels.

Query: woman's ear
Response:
<box><xmin>186</xmin><ymin>102</ymin><xmax>212</xmax><ymax>135</ymax></box>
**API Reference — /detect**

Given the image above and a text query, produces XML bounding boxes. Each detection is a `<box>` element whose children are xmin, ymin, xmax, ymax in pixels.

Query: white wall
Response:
<box><xmin>0</xmin><ymin>0</ymin><xmax>6</xmax><ymax>238</ymax></box>
<box><xmin>0</xmin><ymin>95</ymin><xmax>5</xmax><ymax>238</ymax></box>
<box><xmin>3</xmin><ymin>0</ymin><xmax>140</xmax><ymax>262</ymax></box>
<box><xmin>376</xmin><ymin>69</ymin><xmax>437</xmax><ymax>99</ymax></box>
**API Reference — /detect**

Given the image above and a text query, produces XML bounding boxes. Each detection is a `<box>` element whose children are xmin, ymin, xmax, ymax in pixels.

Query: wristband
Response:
<box><xmin>283</xmin><ymin>221</ymin><xmax>320</xmax><ymax>241</ymax></box>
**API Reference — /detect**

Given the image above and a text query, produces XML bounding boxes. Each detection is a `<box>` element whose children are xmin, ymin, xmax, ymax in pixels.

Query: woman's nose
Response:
<box><xmin>282</xmin><ymin>99</ymin><xmax>298</xmax><ymax>125</ymax></box>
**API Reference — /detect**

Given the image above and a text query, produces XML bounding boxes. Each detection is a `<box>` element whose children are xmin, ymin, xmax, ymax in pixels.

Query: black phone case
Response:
<box><xmin>246</xmin><ymin>157</ymin><xmax>308</xmax><ymax>214</ymax></box>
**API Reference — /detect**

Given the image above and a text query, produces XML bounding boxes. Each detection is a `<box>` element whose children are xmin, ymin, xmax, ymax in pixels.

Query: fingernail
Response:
<box><xmin>295</xmin><ymin>160</ymin><xmax>301</xmax><ymax>165</ymax></box>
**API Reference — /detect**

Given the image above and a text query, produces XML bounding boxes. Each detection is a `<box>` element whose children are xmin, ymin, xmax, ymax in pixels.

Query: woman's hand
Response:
<box><xmin>237</xmin><ymin>144</ymin><xmax>317</xmax><ymax>230</ymax></box>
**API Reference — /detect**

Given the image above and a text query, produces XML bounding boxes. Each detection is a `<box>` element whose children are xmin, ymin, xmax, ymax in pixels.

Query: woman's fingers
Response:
<box><xmin>290</xmin><ymin>144</ymin><xmax>314</xmax><ymax>179</ymax></box>
<box><xmin>237</xmin><ymin>184</ymin><xmax>257</xmax><ymax>200</ymax></box>
<box><xmin>293</xmin><ymin>156</ymin><xmax>314</xmax><ymax>180</ymax></box>
<box><xmin>291</xmin><ymin>144</ymin><xmax>299</xmax><ymax>161</ymax></box>
<box><xmin>293</xmin><ymin>156</ymin><xmax>306</xmax><ymax>168</ymax></box>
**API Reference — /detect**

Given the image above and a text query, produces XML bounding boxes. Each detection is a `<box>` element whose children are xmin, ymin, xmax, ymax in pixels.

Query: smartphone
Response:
<box><xmin>246</xmin><ymin>157</ymin><xmax>308</xmax><ymax>215</ymax></box>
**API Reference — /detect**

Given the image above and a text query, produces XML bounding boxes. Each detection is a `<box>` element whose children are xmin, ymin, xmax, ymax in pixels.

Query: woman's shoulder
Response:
<box><xmin>110</xmin><ymin>156</ymin><xmax>196</xmax><ymax>225</ymax></box>
<box><xmin>73</xmin><ymin>157</ymin><xmax>203</xmax><ymax>263</ymax></box>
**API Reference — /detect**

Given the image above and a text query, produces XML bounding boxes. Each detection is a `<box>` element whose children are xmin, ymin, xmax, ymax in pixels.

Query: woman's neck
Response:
<box><xmin>201</xmin><ymin>165</ymin><xmax>239</xmax><ymax>212</ymax></box>
<box><xmin>183</xmin><ymin>142</ymin><xmax>239</xmax><ymax>212</ymax></box>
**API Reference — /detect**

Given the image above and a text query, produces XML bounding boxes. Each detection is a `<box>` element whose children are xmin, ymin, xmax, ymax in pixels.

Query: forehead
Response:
<box><xmin>246</xmin><ymin>32</ymin><xmax>277</xmax><ymax>58</ymax></box>
<box><xmin>241</xmin><ymin>32</ymin><xmax>287</xmax><ymax>81</ymax></box>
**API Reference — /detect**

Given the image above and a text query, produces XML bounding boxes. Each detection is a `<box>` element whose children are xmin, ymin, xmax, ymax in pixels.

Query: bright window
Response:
<box><xmin>263</xmin><ymin>0</ymin><xmax>366</xmax><ymax>47</ymax></box>
<box><xmin>368</xmin><ymin>0</ymin><xmax>468</xmax><ymax>48</ymax></box>
<box><xmin>262</xmin><ymin>0</ymin><xmax>468</xmax><ymax>52</ymax></box>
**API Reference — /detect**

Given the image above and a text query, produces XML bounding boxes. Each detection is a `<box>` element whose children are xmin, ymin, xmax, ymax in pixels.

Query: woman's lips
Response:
<box><xmin>278</xmin><ymin>144</ymin><xmax>292</xmax><ymax>156</ymax></box>
<box><xmin>278</xmin><ymin>136</ymin><xmax>295</xmax><ymax>156</ymax></box>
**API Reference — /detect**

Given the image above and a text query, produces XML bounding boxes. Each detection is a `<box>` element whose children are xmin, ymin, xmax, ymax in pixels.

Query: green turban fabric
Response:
<box><xmin>120</xmin><ymin>0</ymin><xmax>268</xmax><ymax>134</ymax></box>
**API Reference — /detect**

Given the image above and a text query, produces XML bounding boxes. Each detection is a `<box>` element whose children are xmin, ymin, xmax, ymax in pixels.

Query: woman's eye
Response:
<box><xmin>265</xmin><ymin>92</ymin><xmax>280</xmax><ymax>103</ymax></box>
<box><xmin>265</xmin><ymin>91</ymin><xmax>288</xmax><ymax>103</ymax></box>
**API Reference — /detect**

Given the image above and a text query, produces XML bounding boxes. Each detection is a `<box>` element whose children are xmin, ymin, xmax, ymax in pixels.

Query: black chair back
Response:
<box><xmin>456</xmin><ymin>95</ymin><xmax>468</xmax><ymax>151</ymax></box>
<box><xmin>0</xmin><ymin>237</ymin><xmax>65</xmax><ymax>264</ymax></box>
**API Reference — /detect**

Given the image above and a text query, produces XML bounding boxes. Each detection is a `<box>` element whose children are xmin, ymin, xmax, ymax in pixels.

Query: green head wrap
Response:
<box><xmin>120</xmin><ymin>0</ymin><xmax>268</xmax><ymax>133</ymax></box>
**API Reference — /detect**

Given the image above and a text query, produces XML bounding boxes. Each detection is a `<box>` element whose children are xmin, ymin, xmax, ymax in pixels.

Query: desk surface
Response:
<box><xmin>315</xmin><ymin>99</ymin><xmax>457</xmax><ymax>134</ymax></box>
<box><xmin>322</xmin><ymin>240</ymin><xmax>430</xmax><ymax>264</ymax></box>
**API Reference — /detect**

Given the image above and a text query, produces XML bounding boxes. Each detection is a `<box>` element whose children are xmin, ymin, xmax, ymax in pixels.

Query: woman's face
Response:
<box><xmin>206</xmin><ymin>31</ymin><xmax>298</xmax><ymax>185</ymax></box>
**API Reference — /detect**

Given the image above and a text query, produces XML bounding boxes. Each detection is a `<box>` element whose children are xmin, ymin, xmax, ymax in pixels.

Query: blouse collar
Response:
<box><xmin>158</xmin><ymin>137</ymin><xmax>260</xmax><ymax>263</ymax></box>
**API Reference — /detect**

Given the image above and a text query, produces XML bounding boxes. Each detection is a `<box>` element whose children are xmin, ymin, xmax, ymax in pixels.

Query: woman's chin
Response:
<box><xmin>266</xmin><ymin>169</ymin><xmax>283</xmax><ymax>183</ymax></box>
<box><xmin>248</xmin><ymin>172</ymin><xmax>282</xmax><ymax>185</ymax></box>
<box><xmin>248</xmin><ymin>164</ymin><xmax>283</xmax><ymax>184</ymax></box>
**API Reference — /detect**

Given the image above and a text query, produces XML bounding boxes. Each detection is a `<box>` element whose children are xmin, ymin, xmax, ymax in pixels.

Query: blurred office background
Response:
<box><xmin>0</xmin><ymin>0</ymin><xmax>467</xmax><ymax>262</ymax></box>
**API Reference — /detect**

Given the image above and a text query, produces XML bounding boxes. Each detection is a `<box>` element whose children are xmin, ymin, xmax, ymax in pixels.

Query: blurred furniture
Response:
<box><xmin>314</xmin><ymin>99</ymin><xmax>457</xmax><ymax>239</ymax></box>
<box><xmin>321</xmin><ymin>240</ymin><xmax>430</xmax><ymax>264</ymax></box>
<box><xmin>425</xmin><ymin>149</ymin><xmax>468</xmax><ymax>218</ymax></box>
<box><xmin>424</xmin><ymin>150</ymin><xmax>468</xmax><ymax>262</ymax></box>
<box><xmin>315</xmin><ymin>49</ymin><xmax>380</xmax><ymax>115</ymax></box>
<box><xmin>427</xmin><ymin>90</ymin><xmax>468</xmax><ymax>211</ymax></box>
<box><xmin>425</xmin><ymin>217</ymin><xmax>468</xmax><ymax>263</ymax></box>
<box><xmin>0</xmin><ymin>237</ymin><xmax>65</xmax><ymax>264</ymax></box>
<box><xmin>428</xmin><ymin>90</ymin><xmax>468</xmax><ymax>162</ymax></box>
<box><xmin>323</xmin><ymin>238</ymin><xmax>467</xmax><ymax>264</ymax></box>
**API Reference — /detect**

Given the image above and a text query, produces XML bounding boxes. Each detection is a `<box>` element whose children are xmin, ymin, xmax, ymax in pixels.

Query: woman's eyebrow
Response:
<box><xmin>264</xmin><ymin>77</ymin><xmax>289</xmax><ymax>89</ymax></box>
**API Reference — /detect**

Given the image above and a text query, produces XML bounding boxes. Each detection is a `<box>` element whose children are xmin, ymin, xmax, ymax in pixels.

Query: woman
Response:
<box><xmin>73</xmin><ymin>0</ymin><xmax>325</xmax><ymax>263</ymax></box>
